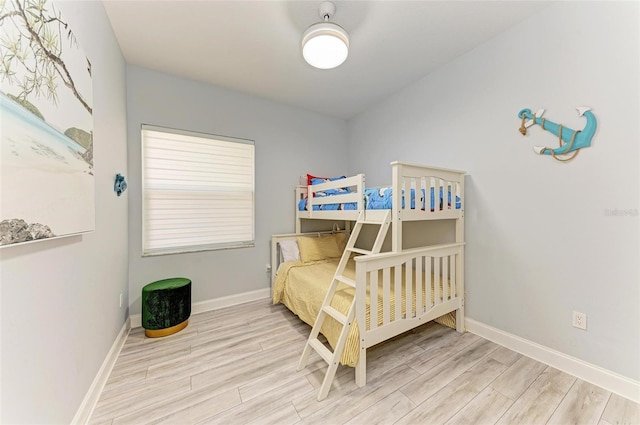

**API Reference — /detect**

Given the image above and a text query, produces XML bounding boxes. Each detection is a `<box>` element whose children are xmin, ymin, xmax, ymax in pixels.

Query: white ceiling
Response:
<box><xmin>103</xmin><ymin>0</ymin><xmax>550</xmax><ymax>119</ymax></box>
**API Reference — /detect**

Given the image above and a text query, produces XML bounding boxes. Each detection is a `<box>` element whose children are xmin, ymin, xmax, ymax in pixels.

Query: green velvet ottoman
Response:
<box><xmin>142</xmin><ymin>277</ymin><xmax>191</xmax><ymax>338</ymax></box>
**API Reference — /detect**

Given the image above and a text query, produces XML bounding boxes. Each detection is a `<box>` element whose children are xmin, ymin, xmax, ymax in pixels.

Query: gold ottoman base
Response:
<box><xmin>144</xmin><ymin>319</ymin><xmax>189</xmax><ymax>338</ymax></box>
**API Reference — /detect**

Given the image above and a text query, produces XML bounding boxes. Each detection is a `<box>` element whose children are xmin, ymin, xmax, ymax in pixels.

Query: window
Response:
<box><xmin>141</xmin><ymin>125</ymin><xmax>254</xmax><ymax>256</ymax></box>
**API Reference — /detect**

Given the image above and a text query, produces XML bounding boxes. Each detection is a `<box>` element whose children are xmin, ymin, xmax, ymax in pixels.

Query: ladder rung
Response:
<box><xmin>360</xmin><ymin>220</ymin><xmax>385</xmax><ymax>225</ymax></box>
<box><xmin>335</xmin><ymin>275</ymin><xmax>356</xmax><ymax>288</ymax></box>
<box><xmin>322</xmin><ymin>305</ymin><xmax>347</xmax><ymax>325</ymax></box>
<box><xmin>309</xmin><ymin>339</ymin><xmax>333</xmax><ymax>364</ymax></box>
<box><xmin>348</xmin><ymin>247</ymin><xmax>371</xmax><ymax>255</ymax></box>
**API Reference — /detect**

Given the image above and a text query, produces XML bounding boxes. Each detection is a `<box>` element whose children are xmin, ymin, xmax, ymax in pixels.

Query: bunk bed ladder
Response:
<box><xmin>297</xmin><ymin>209</ymin><xmax>391</xmax><ymax>401</ymax></box>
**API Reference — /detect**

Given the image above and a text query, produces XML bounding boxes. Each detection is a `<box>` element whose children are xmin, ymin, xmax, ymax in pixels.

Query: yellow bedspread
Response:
<box><xmin>273</xmin><ymin>258</ymin><xmax>455</xmax><ymax>367</ymax></box>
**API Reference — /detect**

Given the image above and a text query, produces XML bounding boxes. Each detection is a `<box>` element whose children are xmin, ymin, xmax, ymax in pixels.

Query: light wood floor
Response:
<box><xmin>89</xmin><ymin>298</ymin><xmax>640</xmax><ymax>425</ymax></box>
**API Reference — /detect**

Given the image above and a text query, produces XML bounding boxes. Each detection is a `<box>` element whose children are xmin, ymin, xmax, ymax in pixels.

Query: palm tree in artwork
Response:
<box><xmin>0</xmin><ymin>0</ymin><xmax>92</xmax><ymax>115</ymax></box>
<box><xmin>1</xmin><ymin>0</ymin><xmax>93</xmax><ymax>165</ymax></box>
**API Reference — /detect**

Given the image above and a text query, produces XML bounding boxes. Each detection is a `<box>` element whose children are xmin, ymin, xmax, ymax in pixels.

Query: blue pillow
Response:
<box><xmin>310</xmin><ymin>176</ymin><xmax>351</xmax><ymax>195</ymax></box>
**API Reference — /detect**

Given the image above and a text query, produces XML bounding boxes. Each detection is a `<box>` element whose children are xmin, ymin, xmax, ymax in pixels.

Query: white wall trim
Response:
<box><xmin>129</xmin><ymin>287</ymin><xmax>271</xmax><ymax>329</ymax></box>
<box><xmin>71</xmin><ymin>319</ymin><xmax>131</xmax><ymax>425</ymax></box>
<box><xmin>466</xmin><ymin>318</ymin><xmax>640</xmax><ymax>404</ymax></box>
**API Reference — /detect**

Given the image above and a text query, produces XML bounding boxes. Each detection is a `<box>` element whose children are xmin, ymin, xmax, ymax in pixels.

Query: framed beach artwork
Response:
<box><xmin>0</xmin><ymin>0</ymin><xmax>94</xmax><ymax>247</ymax></box>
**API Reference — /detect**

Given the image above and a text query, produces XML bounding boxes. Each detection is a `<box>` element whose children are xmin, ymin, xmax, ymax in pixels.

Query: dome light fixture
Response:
<box><xmin>302</xmin><ymin>1</ymin><xmax>349</xmax><ymax>70</ymax></box>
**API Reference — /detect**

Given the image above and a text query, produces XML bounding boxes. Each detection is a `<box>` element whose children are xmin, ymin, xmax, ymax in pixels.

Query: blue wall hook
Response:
<box><xmin>114</xmin><ymin>173</ymin><xmax>127</xmax><ymax>196</ymax></box>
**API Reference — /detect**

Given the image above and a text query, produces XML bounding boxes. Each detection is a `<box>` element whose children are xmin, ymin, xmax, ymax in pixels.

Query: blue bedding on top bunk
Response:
<box><xmin>298</xmin><ymin>187</ymin><xmax>461</xmax><ymax>212</ymax></box>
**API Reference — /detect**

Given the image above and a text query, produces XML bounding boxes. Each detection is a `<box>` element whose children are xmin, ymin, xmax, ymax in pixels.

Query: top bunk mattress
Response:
<box><xmin>298</xmin><ymin>187</ymin><xmax>461</xmax><ymax>212</ymax></box>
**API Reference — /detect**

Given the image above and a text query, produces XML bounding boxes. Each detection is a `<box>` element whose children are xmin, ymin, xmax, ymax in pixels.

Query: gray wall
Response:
<box><xmin>126</xmin><ymin>66</ymin><xmax>348</xmax><ymax>315</ymax></box>
<box><xmin>347</xmin><ymin>2</ymin><xmax>639</xmax><ymax>380</ymax></box>
<box><xmin>0</xmin><ymin>1</ymin><xmax>129</xmax><ymax>423</ymax></box>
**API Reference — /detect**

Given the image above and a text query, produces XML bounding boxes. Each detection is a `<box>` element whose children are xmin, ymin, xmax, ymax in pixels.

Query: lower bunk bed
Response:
<box><xmin>271</xmin><ymin>232</ymin><xmax>465</xmax><ymax>399</ymax></box>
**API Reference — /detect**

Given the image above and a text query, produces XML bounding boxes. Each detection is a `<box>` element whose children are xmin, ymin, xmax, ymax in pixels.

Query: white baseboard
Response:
<box><xmin>465</xmin><ymin>318</ymin><xmax>640</xmax><ymax>404</ymax></box>
<box><xmin>129</xmin><ymin>287</ymin><xmax>271</xmax><ymax>329</ymax></box>
<box><xmin>71</xmin><ymin>319</ymin><xmax>130</xmax><ymax>425</ymax></box>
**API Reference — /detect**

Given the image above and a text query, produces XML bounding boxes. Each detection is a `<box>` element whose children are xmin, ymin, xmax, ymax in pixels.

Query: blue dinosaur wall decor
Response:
<box><xmin>518</xmin><ymin>107</ymin><xmax>597</xmax><ymax>161</ymax></box>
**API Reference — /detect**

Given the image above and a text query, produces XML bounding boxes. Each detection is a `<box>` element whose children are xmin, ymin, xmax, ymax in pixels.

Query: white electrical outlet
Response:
<box><xmin>119</xmin><ymin>293</ymin><xmax>123</xmax><ymax>308</ymax></box>
<box><xmin>572</xmin><ymin>311</ymin><xmax>587</xmax><ymax>330</ymax></box>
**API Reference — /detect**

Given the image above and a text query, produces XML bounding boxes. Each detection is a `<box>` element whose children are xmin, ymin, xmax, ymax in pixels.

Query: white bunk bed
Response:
<box><xmin>271</xmin><ymin>161</ymin><xmax>466</xmax><ymax>400</ymax></box>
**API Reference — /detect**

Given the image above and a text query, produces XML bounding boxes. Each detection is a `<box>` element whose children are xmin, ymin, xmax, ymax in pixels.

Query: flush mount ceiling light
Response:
<box><xmin>302</xmin><ymin>1</ymin><xmax>349</xmax><ymax>70</ymax></box>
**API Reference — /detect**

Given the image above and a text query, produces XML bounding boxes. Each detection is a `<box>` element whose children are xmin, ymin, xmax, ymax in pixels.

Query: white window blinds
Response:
<box><xmin>141</xmin><ymin>125</ymin><xmax>255</xmax><ymax>256</ymax></box>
